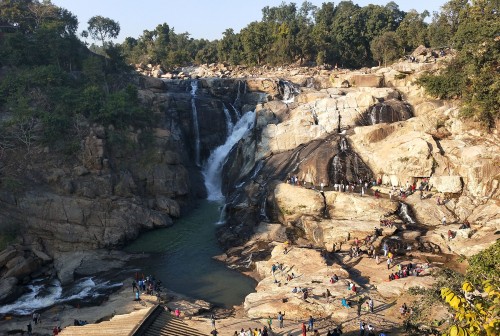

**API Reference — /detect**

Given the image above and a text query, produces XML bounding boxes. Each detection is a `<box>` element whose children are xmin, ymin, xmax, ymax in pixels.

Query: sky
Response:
<box><xmin>51</xmin><ymin>0</ymin><xmax>449</xmax><ymax>42</ymax></box>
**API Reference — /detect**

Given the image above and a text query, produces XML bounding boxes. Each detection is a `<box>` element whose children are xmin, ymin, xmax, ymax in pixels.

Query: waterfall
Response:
<box><xmin>333</xmin><ymin>155</ymin><xmax>342</xmax><ymax>183</ymax></box>
<box><xmin>369</xmin><ymin>105</ymin><xmax>378</xmax><ymax>125</ymax></box>
<box><xmin>398</xmin><ymin>202</ymin><xmax>416</xmax><ymax>225</ymax></box>
<box><xmin>340</xmin><ymin>137</ymin><xmax>348</xmax><ymax>152</ymax></box>
<box><xmin>260</xmin><ymin>194</ymin><xmax>269</xmax><ymax>221</ymax></box>
<box><xmin>234</xmin><ymin>81</ymin><xmax>242</xmax><ymax>109</ymax></box>
<box><xmin>191</xmin><ymin>80</ymin><xmax>201</xmax><ymax>166</ymax></box>
<box><xmin>216</xmin><ymin>204</ymin><xmax>227</xmax><ymax>225</ymax></box>
<box><xmin>222</xmin><ymin>104</ymin><xmax>234</xmax><ymax>135</ymax></box>
<box><xmin>230</xmin><ymin>103</ymin><xmax>241</xmax><ymax>121</ymax></box>
<box><xmin>203</xmin><ymin>111</ymin><xmax>256</xmax><ymax>201</ymax></box>
<box><xmin>280</xmin><ymin>80</ymin><xmax>300</xmax><ymax>103</ymax></box>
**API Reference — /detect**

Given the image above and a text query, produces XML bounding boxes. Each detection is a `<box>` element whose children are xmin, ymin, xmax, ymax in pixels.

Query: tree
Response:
<box><xmin>439</xmin><ymin>241</ymin><xmax>500</xmax><ymax>336</ymax></box>
<box><xmin>370</xmin><ymin>31</ymin><xmax>400</xmax><ymax>66</ymax></box>
<box><xmin>87</xmin><ymin>15</ymin><xmax>120</xmax><ymax>48</ymax></box>
<box><xmin>396</xmin><ymin>10</ymin><xmax>430</xmax><ymax>53</ymax></box>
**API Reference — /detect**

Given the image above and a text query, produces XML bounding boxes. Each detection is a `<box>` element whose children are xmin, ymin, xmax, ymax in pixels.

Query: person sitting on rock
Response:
<box><xmin>448</xmin><ymin>230</ymin><xmax>454</xmax><ymax>241</ymax></box>
<box><xmin>341</xmin><ymin>297</ymin><xmax>351</xmax><ymax>308</ymax></box>
<box><xmin>459</xmin><ymin>220</ymin><xmax>471</xmax><ymax>229</ymax></box>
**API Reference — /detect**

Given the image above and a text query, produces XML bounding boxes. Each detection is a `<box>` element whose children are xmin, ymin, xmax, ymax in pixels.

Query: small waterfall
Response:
<box><xmin>333</xmin><ymin>155</ymin><xmax>342</xmax><ymax>183</ymax></box>
<box><xmin>306</xmin><ymin>77</ymin><xmax>315</xmax><ymax>88</ymax></box>
<box><xmin>234</xmin><ymin>81</ymin><xmax>242</xmax><ymax>109</ymax></box>
<box><xmin>222</xmin><ymin>104</ymin><xmax>234</xmax><ymax>135</ymax></box>
<box><xmin>260</xmin><ymin>194</ymin><xmax>269</xmax><ymax>221</ymax></box>
<box><xmin>230</xmin><ymin>103</ymin><xmax>241</xmax><ymax>121</ymax></box>
<box><xmin>203</xmin><ymin>111</ymin><xmax>256</xmax><ymax>201</ymax></box>
<box><xmin>0</xmin><ymin>277</ymin><xmax>122</xmax><ymax>316</ymax></box>
<box><xmin>216</xmin><ymin>204</ymin><xmax>227</xmax><ymax>225</ymax></box>
<box><xmin>398</xmin><ymin>202</ymin><xmax>416</xmax><ymax>225</ymax></box>
<box><xmin>191</xmin><ymin>80</ymin><xmax>201</xmax><ymax>166</ymax></box>
<box><xmin>250</xmin><ymin>160</ymin><xmax>265</xmax><ymax>181</ymax></box>
<box><xmin>280</xmin><ymin>80</ymin><xmax>300</xmax><ymax>103</ymax></box>
<box><xmin>340</xmin><ymin>137</ymin><xmax>348</xmax><ymax>152</ymax></box>
<box><xmin>369</xmin><ymin>105</ymin><xmax>378</xmax><ymax>125</ymax></box>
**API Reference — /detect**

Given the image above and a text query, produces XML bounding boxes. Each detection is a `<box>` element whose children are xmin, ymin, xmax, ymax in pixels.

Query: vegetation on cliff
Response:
<box><xmin>119</xmin><ymin>0</ymin><xmax>498</xmax><ymax>127</ymax></box>
<box><xmin>407</xmin><ymin>241</ymin><xmax>500</xmax><ymax>336</ymax></box>
<box><xmin>415</xmin><ymin>0</ymin><xmax>500</xmax><ymax>128</ymax></box>
<box><xmin>0</xmin><ymin>0</ymin><xmax>154</xmax><ymax>158</ymax></box>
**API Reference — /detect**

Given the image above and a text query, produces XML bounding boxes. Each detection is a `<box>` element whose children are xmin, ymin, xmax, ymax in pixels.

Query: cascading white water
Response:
<box><xmin>370</xmin><ymin>106</ymin><xmax>378</xmax><ymax>125</ymax></box>
<box><xmin>333</xmin><ymin>155</ymin><xmax>342</xmax><ymax>183</ymax></box>
<box><xmin>281</xmin><ymin>80</ymin><xmax>300</xmax><ymax>103</ymax></box>
<box><xmin>203</xmin><ymin>111</ymin><xmax>256</xmax><ymax>201</ymax></box>
<box><xmin>0</xmin><ymin>277</ymin><xmax>122</xmax><ymax>315</ymax></box>
<box><xmin>398</xmin><ymin>202</ymin><xmax>416</xmax><ymax>225</ymax></box>
<box><xmin>234</xmin><ymin>81</ymin><xmax>242</xmax><ymax>108</ymax></box>
<box><xmin>340</xmin><ymin>137</ymin><xmax>348</xmax><ymax>152</ymax></box>
<box><xmin>191</xmin><ymin>80</ymin><xmax>201</xmax><ymax>166</ymax></box>
<box><xmin>229</xmin><ymin>103</ymin><xmax>241</xmax><ymax>120</ymax></box>
<box><xmin>222</xmin><ymin>104</ymin><xmax>234</xmax><ymax>135</ymax></box>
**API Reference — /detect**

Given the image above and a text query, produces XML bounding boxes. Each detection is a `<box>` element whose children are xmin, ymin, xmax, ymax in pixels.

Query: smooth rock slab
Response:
<box><xmin>429</xmin><ymin>176</ymin><xmax>463</xmax><ymax>193</ymax></box>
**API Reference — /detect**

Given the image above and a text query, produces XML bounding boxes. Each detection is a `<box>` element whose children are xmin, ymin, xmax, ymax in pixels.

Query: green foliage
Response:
<box><xmin>87</xmin><ymin>15</ymin><xmax>120</xmax><ymax>47</ymax></box>
<box><xmin>370</xmin><ymin>31</ymin><xmax>401</xmax><ymax>66</ymax></box>
<box><xmin>466</xmin><ymin>240</ymin><xmax>500</xmax><ymax>286</ymax></box>
<box><xmin>0</xmin><ymin>2</ymin><xmax>155</xmax><ymax>157</ymax></box>
<box><xmin>416</xmin><ymin>61</ymin><xmax>466</xmax><ymax>99</ymax></box>
<box><xmin>415</xmin><ymin>0</ymin><xmax>500</xmax><ymax>128</ymax></box>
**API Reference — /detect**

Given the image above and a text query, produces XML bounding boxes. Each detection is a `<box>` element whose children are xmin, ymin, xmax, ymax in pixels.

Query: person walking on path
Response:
<box><xmin>302</xmin><ymin>322</ymin><xmax>307</xmax><ymax>336</ymax></box>
<box><xmin>210</xmin><ymin>314</ymin><xmax>216</xmax><ymax>330</ymax></box>
<box><xmin>267</xmin><ymin>316</ymin><xmax>272</xmax><ymax>330</ymax></box>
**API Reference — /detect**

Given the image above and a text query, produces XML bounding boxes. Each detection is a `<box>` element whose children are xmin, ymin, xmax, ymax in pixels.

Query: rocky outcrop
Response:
<box><xmin>245</xmin><ymin>244</ymin><xmax>350</xmax><ymax>320</ymax></box>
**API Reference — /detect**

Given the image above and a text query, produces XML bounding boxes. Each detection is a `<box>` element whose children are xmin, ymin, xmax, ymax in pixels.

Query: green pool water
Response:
<box><xmin>125</xmin><ymin>199</ymin><xmax>256</xmax><ymax>308</ymax></box>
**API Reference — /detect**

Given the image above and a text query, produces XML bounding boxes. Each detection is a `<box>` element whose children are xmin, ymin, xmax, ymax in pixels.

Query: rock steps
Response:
<box><xmin>138</xmin><ymin>309</ymin><xmax>206</xmax><ymax>336</ymax></box>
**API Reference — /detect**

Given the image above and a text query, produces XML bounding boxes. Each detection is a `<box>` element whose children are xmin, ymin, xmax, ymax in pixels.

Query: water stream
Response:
<box><xmin>203</xmin><ymin>111</ymin><xmax>255</xmax><ymax>201</ymax></box>
<box><xmin>191</xmin><ymin>80</ymin><xmax>201</xmax><ymax>166</ymax></box>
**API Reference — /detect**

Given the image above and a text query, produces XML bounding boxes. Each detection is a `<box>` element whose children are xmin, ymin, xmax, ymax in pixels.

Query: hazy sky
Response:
<box><xmin>52</xmin><ymin>0</ymin><xmax>448</xmax><ymax>42</ymax></box>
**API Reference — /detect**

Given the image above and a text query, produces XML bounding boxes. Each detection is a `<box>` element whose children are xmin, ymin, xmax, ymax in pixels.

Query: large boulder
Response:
<box><xmin>350</xmin><ymin>74</ymin><xmax>383</xmax><ymax>88</ymax></box>
<box><xmin>273</xmin><ymin>183</ymin><xmax>324</xmax><ymax>222</ymax></box>
<box><xmin>0</xmin><ymin>277</ymin><xmax>21</xmax><ymax>304</ymax></box>
<box><xmin>429</xmin><ymin>176</ymin><xmax>463</xmax><ymax>193</ymax></box>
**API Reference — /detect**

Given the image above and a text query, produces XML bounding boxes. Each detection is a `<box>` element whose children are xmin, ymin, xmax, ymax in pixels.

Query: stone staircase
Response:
<box><xmin>133</xmin><ymin>306</ymin><xmax>206</xmax><ymax>336</ymax></box>
<box><xmin>58</xmin><ymin>305</ymin><xmax>207</xmax><ymax>336</ymax></box>
<box><xmin>58</xmin><ymin>306</ymin><xmax>153</xmax><ymax>335</ymax></box>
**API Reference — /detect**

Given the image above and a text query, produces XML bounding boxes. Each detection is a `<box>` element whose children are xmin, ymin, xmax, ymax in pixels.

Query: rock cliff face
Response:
<box><xmin>217</xmin><ymin>59</ymin><xmax>499</xmax><ymax>262</ymax></box>
<box><xmin>0</xmin><ymin>75</ymin><xmax>271</xmax><ymax>303</ymax></box>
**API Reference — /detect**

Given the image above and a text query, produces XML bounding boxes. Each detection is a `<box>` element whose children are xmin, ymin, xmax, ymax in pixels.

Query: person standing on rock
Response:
<box><xmin>210</xmin><ymin>314</ymin><xmax>216</xmax><ymax>330</ymax></box>
<box><xmin>267</xmin><ymin>315</ymin><xmax>272</xmax><ymax>330</ymax></box>
<box><xmin>278</xmin><ymin>311</ymin><xmax>285</xmax><ymax>328</ymax></box>
<box><xmin>368</xmin><ymin>297</ymin><xmax>374</xmax><ymax>313</ymax></box>
<box><xmin>359</xmin><ymin>321</ymin><xmax>366</xmax><ymax>336</ymax></box>
<box><xmin>308</xmin><ymin>315</ymin><xmax>315</xmax><ymax>331</ymax></box>
<box><xmin>27</xmin><ymin>322</ymin><xmax>32</xmax><ymax>336</ymax></box>
<box><xmin>442</xmin><ymin>216</ymin><xmax>447</xmax><ymax>225</ymax></box>
<box><xmin>302</xmin><ymin>322</ymin><xmax>307</xmax><ymax>336</ymax></box>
